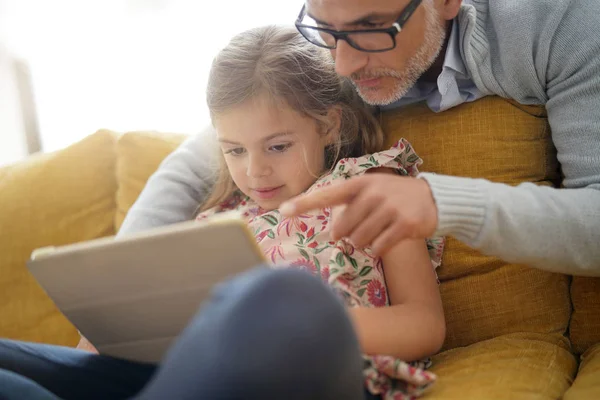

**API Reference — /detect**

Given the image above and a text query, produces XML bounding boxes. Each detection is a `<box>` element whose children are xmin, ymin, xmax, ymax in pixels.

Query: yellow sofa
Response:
<box><xmin>0</xmin><ymin>96</ymin><xmax>598</xmax><ymax>399</ymax></box>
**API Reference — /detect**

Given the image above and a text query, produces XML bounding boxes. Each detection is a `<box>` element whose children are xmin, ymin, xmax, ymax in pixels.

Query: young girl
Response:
<box><xmin>195</xmin><ymin>25</ymin><xmax>445</xmax><ymax>400</ymax></box>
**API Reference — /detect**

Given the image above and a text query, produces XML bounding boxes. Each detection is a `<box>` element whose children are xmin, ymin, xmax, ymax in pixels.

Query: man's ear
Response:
<box><xmin>323</xmin><ymin>106</ymin><xmax>342</xmax><ymax>145</ymax></box>
<box><xmin>439</xmin><ymin>0</ymin><xmax>462</xmax><ymax>20</ymax></box>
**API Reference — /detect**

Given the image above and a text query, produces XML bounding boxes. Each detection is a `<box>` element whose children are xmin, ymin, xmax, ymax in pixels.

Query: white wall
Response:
<box><xmin>0</xmin><ymin>44</ymin><xmax>28</xmax><ymax>167</ymax></box>
<box><xmin>0</xmin><ymin>0</ymin><xmax>29</xmax><ymax>166</ymax></box>
<box><xmin>2</xmin><ymin>0</ymin><xmax>304</xmax><ymax>154</ymax></box>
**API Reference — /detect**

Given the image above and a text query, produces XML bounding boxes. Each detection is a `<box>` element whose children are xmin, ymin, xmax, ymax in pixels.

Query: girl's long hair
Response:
<box><xmin>200</xmin><ymin>25</ymin><xmax>384</xmax><ymax>212</ymax></box>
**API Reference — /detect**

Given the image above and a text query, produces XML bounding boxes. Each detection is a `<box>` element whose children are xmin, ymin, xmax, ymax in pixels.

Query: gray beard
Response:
<box><xmin>355</xmin><ymin>9</ymin><xmax>447</xmax><ymax>106</ymax></box>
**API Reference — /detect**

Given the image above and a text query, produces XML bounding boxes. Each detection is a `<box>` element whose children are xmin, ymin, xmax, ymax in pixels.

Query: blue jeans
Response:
<box><xmin>0</xmin><ymin>268</ymin><xmax>380</xmax><ymax>400</ymax></box>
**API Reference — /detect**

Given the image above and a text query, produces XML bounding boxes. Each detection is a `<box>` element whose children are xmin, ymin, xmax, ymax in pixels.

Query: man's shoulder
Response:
<box><xmin>483</xmin><ymin>0</ymin><xmax>599</xmax><ymax>35</ymax></box>
<box><xmin>482</xmin><ymin>0</ymin><xmax>558</xmax><ymax>32</ymax></box>
<box><xmin>487</xmin><ymin>0</ymin><xmax>563</xmax><ymax>17</ymax></box>
<box><xmin>460</xmin><ymin>0</ymin><xmax>600</xmax><ymax>99</ymax></box>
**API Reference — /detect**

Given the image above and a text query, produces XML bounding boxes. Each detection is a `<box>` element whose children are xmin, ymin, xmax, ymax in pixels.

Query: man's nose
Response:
<box><xmin>333</xmin><ymin>40</ymin><xmax>369</xmax><ymax>77</ymax></box>
<box><xmin>246</xmin><ymin>155</ymin><xmax>271</xmax><ymax>178</ymax></box>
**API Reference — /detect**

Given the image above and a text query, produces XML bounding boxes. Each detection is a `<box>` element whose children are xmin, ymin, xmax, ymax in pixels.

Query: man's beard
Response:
<box><xmin>350</xmin><ymin>5</ymin><xmax>447</xmax><ymax>106</ymax></box>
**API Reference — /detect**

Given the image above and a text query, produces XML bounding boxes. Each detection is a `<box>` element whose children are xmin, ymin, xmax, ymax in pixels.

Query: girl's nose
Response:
<box><xmin>246</xmin><ymin>155</ymin><xmax>271</xmax><ymax>178</ymax></box>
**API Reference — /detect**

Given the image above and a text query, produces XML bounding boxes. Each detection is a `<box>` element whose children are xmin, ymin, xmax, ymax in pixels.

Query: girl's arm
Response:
<box><xmin>347</xmin><ymin>238</ymin><xmax>445</xmax><ymax>361</ymax></box>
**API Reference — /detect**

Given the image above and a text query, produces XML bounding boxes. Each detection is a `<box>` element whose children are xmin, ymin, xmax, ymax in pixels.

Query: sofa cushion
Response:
<box><xmin>0</xmin><ymin>130</ymin><xmax>117</xmax><ymax>345</ymax></box>
<box><xmin>380</xmin><ymin>97</ymin><xmax>571</xmax><ymax>350</ymax></box>
<box><xmin>115</xmin><ymin>131</ymin><xmax>187</xmax><ymax>231</ymax></box>
<box><xmin>570</xmin><ymin>277</ymin><xmax>600</xmax><ymax>355</ymax></box>
<box><xmin>426</xmin><ymin>333</ymin><xmax>577</xmax><ymax>399</ymax></box>
<box><xmin>563</xmin><ymin>343</ymin><xmax>600</xmax><ymax>400</ymax></box>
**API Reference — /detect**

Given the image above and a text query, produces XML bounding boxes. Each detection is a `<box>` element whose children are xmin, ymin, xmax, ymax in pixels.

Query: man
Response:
<box><xmin>122</xmin><ymin>0</ymin><xmax>600</xmax><ymax>276</ymax></box>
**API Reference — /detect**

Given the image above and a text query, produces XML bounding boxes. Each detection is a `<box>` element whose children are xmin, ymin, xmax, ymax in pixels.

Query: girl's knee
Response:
<box><xmin>220</xmin><ymin>267</ymin><xmax>346</xmax><ymax>321</ymax></box>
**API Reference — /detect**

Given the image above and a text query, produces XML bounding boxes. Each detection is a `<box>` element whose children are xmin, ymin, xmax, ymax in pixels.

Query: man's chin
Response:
<box><xmin>351</xmin><ymin>77</ymin><xmax>409</xmax><ymax>106</ymax></box>
<box><xmin>355</xmin><ymin>87</ymin><xmax>403</xmax><ymax>106</ymax></box>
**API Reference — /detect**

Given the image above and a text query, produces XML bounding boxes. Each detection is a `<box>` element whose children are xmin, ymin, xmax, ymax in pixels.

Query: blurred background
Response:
<box><xmin>0</xmin><ymin>0</ymin><xmax>303</xmax><ymax>166</ymax></box>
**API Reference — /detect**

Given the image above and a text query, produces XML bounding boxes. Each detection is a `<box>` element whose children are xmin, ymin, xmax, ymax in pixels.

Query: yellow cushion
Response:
<box><xmin>0</xmin><ymin>130</ymin><xmax>118</xmax><ymax>345</ymax></box>
<box><xmin>570</xmin><ymin>277</ymin><xmax>600</xmax><ymax>355</ymax></box>
<box><xmin>425</xmin><ymin>333</ymin><xmax>577</xmax><ymax>399</ymax></box>
<box><xmin>380</xmin><ymin>97</ymin><xmax>571</xmax><ymax>351</ymax></box>
<box><xmin>563</xmin><ymin>343</ymin><xmax>600</xmax><ymax>400</ymax></box>
<box><xmin>115</xmin><ymin>131</ymin><xmax>187</xmax><ymax>231</ymax></box>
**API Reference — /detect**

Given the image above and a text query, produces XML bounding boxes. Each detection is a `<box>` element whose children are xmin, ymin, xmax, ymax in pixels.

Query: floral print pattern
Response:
<box><xmin>197</xmin><ymin>139</ymin><xmax>444</xmax><ymax>399</ymax></box>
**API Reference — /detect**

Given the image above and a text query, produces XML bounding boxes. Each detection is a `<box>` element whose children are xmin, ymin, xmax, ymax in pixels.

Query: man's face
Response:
<box><xmin>305</xmin><ymin>0</ymin><xmax>448</xmax><ymax>106</ymax></box>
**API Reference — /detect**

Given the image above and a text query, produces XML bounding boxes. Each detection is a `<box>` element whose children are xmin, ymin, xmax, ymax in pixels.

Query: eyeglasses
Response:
<box><xmin>295</xmin><ymin>0</ymin><xmax>422</xmax><ymax>53</ymax></box>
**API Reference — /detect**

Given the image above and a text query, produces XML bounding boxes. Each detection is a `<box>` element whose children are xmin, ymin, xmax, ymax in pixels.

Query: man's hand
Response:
<box><xmin>280</xmin><ymin>175</ymin><xmax>438</xmax><ymax>256</ymax></box>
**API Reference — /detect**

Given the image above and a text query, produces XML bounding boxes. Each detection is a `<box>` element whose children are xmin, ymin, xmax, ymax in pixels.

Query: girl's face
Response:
<box><xmin>215</xmin><ymin>96</ymin><xmax>338</xmax><ymax>211</ymax></box>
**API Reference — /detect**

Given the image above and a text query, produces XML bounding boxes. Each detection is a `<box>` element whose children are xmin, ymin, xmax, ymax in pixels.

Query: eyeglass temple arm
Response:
<box><xmin>296</xmin><ymin>4</ymin><xmax>307</xmax><ymax>23</ymax></box>
<box><xmin>395</xmin><ymin>0</ymin><xmax>423</xmax><ymax>29</ymax></box>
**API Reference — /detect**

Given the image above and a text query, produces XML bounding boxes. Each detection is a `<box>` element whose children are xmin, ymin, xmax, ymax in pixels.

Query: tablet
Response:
<box><xmin>27</xmin><ymin>214</ymin><xmax>265</xmax><ymax>363</ymax></box>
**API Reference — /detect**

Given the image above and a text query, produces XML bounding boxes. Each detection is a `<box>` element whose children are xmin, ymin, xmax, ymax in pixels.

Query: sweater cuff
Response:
<box><xmin>418</xmin><ymin>173</ymin><xmax>488</xmax><ymax>243</ymax></box>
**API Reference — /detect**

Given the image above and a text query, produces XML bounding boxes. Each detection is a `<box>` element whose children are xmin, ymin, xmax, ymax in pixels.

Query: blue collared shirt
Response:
<box><xmin>381</xmin><ymin>18</ymin><xmax>485</xmax><ymax>113</ymax></box>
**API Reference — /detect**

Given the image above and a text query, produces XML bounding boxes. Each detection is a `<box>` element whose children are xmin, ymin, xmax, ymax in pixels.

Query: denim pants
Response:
<box><xmin>0</xmin><ymin>267</ymin><xmax>380</xmax><ymax>400</ymax></box>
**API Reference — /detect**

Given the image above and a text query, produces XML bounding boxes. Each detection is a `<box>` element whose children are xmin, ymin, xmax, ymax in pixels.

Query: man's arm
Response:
<box><xmin>422</xmin><ymin>2</ymin><xmax>600</xmax><ymax>276</ymax></box>
<box><xmin>421</xmin><ymin>175</ymin><xmax>600</xmax><ymax>276</ymax></box>
<box><xmin>117</xmin><ymin>125</ymin><xmax>218</xmax><ymax>236</ymax></box>
<box><xmin>281</xmin><ymin>172</ymin><xmax>599</xmax><ymax>277</ymax></box>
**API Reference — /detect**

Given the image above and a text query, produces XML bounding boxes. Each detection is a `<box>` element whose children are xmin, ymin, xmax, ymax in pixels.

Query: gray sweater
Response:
<box><xmin>119</xmin><ymin>0</ymin><xmax>600</xmax><ymax>276</ymax></box>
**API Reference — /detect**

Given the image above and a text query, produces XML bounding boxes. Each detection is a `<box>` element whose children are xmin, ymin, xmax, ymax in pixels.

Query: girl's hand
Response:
<box><xmin>76</xmin><ymin>335</ymin><xmax>99</xmax><ymax>354</ymax></box>
<box><xmin>280</xmin><ymin>175</ymin><xmax>438</xmax><ymax>255</ymax></box>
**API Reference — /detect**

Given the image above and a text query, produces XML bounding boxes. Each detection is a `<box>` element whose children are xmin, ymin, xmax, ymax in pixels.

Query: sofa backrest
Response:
<box><xmin>570</xmin><ymin>277</ymin><xmax>600</xmax><ymax>355</ymax></box>
<box><xmin>115</xmin><ymin>130</ymin><xmax>188</xmax><ymax>231</ymax></box>
<box><xmin>380</xmin><ymin>96</ymin><xmax>571</xmax><ymax>350</ymax></box>
<box><xmin>0</xmin><ymin>130</ymin><xmax>118</xmax><ymax>345</ymax></box>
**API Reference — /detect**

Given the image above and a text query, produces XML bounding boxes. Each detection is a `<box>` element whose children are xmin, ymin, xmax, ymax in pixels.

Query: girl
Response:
<box><xmin>195</xmin><ymin>25</ymin><xmax>445</xmax><ymax>400</ymax></box>
<box><xmin>0</xmin><ymin>26</ymin><xmax>444</xmax><ymax>400</ymax></box>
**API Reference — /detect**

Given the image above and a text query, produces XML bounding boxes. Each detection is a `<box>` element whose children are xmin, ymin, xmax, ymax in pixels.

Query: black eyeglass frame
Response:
<box><xmin>295</xmin><ymin>0</ymin><xmax>423</xmax><ymax>53</ymax></box>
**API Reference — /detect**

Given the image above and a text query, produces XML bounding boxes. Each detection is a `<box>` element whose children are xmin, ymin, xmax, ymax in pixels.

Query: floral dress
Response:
<box><xmin>197</xmin><ymin>139</ymin><xmax>445</xmax><ymax>400</ymax></box>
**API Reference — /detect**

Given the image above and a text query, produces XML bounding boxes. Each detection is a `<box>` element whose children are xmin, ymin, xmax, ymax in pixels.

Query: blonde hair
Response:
<box><xmin>200</xmin><ymin>25</ymin><xmax>384</xmax><ymax>212</ymax></box>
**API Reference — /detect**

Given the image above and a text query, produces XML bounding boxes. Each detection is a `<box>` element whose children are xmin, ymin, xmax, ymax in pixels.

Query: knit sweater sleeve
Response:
<box><xmin>423</xmin><ymin>0</ymin><xmax>600</xmax><ymax>276</ymax></box>
<box><xmin>117</xmin><ymin>125</ymin><xmax>218</xmax><ymax>236</ymax></box>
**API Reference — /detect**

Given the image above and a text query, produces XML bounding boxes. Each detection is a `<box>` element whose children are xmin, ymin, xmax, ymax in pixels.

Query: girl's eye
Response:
<box><xmin>225</xmin><ymin>147</ymin><xmax>246</xmax><ymax>156</ymax></box>
<box><xmin>269</xmin><ymin>143</ymin><xmax>293</xmax><ymax>153</ymax></box>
